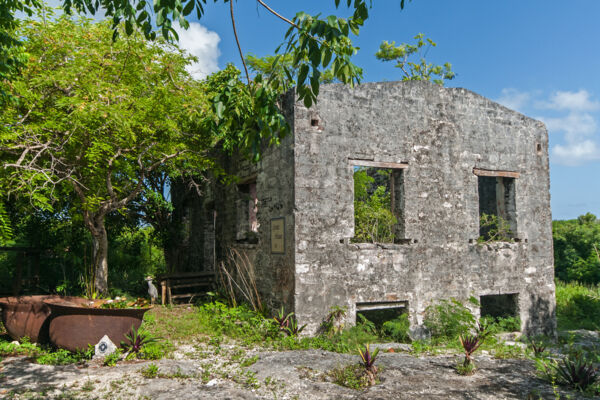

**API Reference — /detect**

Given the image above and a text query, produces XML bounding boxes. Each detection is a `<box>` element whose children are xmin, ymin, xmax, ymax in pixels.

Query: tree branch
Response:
<box><xmin>230</xmin><ymin>0</ymin><xmax>250</xmax><ymax>85</ymax></box>
<box><xmin>256</xmin><ymin>0</ymin><xmax>300</xmax><ymax>29</ymax></box>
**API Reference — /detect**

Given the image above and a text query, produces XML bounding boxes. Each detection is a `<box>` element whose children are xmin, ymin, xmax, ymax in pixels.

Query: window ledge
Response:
<box><xmin>469</xmin><ymin>238</ymin><xmax>527</xmax><ymax>245</ymax></box>
<box><xmin>347</xmin><ymin>239</ymin><xmax>416</xmax><ymax>251</ymax></box>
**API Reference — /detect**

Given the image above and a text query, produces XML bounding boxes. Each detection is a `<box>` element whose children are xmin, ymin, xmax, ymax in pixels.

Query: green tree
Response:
<box><xmin>375</xmin><ymin>33</ymin><xmax>455</xmax><ymax>85</ymax></box>
<box><xmin>2</xmin><ymin>1</ymin><xmax>411</xmax><ymax>107</ymax></box>
<box><xmin>553</xmin><ymin>213</ymin><xmax>600</xmax><ymax>285</ymax></box>
<box><xmin>0</xmin><ymin>16</ymin><xmax>249</xmax><ymax>293</ymax></box>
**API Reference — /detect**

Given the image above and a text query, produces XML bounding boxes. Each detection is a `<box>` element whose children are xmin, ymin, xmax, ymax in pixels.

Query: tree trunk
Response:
<box><xmin>90</xmin><ymin>218</ymin><xmax>109</xmax><ymax>294</ymax></box>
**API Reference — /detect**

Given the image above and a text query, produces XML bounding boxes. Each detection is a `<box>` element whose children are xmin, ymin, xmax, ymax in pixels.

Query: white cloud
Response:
<box><xmin>540</xmin><ymin>112</ymin><xmax>597</xmax><ymax>143</ymax></box>
<box><xmin>495</xmin><ymin>88</ymin><xmax>600</xmax><ymax>166</ymax></box>
<box><xmin>496</xmin><ymin>88</ymin><xmax>531</xmax><ymax>112</ymax></box>
<box><xmin>536</xmin><ymin>89</ymin><xmax>600</xmax><ymax>112</ymax></box>
<box><xmin>552</xmin><ymin>140</ymin><xmax>600</xmax><ymax>166</ymax></box>
<box><xmin>174</xmin><ymin>22</ymin><xmax>221</xmax><ymax>80</ymax></box>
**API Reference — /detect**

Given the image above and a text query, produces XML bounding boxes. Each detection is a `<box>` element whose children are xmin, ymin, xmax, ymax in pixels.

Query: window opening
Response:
<box><xmin>480</xmin><ymin>293</ymin><xmax>520</xmax><ymax>329</ymax></box>
<box><xmin>477</xmin><ymin>175</ymin><xmax>517</xmax><ymax>241</ymax></box>
<box><xmin>236</xmin><ymin>180</ymin><xmax>258</xmax><ymax>243</ymax></box>
<box><xmin>352</xmin><ymin>166</ymin><xmax>405</xmax><ymax>243</ymax></box>
<box><xmin>356</xmin><ymin>301</ymin><xmax>409</xmax><ymax>339</ymax></box>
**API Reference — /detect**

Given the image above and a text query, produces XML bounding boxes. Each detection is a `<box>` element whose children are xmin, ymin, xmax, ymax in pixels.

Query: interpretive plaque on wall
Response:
<box><xmin>271</xmin><ymin>217</ymin><xmax>285</xmax><ymax>254</ymax></box>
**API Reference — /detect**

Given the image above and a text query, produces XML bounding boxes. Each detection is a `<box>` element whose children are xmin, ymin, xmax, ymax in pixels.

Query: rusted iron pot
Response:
<box><xmin>44</xmin><ymin>299</ymin><xmax>150</xmax><ymax>352</ymax></box>
<box><xmin>0</xmin><ymin>295</ymin><xmax>87</xmax><ymax>343</ymax></box>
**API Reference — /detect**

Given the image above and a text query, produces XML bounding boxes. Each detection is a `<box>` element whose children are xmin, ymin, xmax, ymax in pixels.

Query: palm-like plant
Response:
<box><xmin>358</xmin><ymin>344</ymin><xmax>380</xmax><ymax>385</ymax></box>
<box><xmin>553</xmin><ymin>353</ymin><xmax>598</xmax><ymax>391</ymax></box>
<box><xmin>459</xmin><ymin>333</ymin><xmax>483</xmax><ymax>368</ymax></box>
<box><xmin>121</xmin><ymin>326</ymin><xmax>158</xmax><ymax>356</ymax></box>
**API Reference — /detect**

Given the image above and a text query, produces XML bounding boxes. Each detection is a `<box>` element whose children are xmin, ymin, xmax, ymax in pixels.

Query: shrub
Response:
<box><xmin>555</xmin><ymin>281</ymin><xmax>600</xmax><ymax>330</ymax></box>
<box><xmin>424</xmin><ymin>297</ymin><xmax>477</xmax><ymax>341</ymax></box>
<box><xmin>382</xmin><ymin>313</ymin><xmax>411</xmax><ymax>343</ymax></box>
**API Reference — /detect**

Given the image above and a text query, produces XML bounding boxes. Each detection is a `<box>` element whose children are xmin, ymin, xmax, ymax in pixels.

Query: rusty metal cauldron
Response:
<box><xmin>0</xmin><ymin>295</ymin><xmax>88</xmax><ymax>343</ymax></box>
<box><xmin>43</xmin><ymin>299</ymin><xmax>150</xmax><ymax>352</ymax></box>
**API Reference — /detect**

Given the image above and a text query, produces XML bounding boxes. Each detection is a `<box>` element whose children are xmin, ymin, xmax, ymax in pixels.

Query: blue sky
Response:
<box><xmin>51</xmin><ymin>0</ymin><xmax>600</xmax><ymax>220</ymax></box>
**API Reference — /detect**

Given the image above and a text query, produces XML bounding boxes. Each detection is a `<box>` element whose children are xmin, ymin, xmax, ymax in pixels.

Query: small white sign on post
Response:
<box><xmin>94</xmin><ymin>335</ymin><xmax>117</xmax><ymax>359</ymax></box>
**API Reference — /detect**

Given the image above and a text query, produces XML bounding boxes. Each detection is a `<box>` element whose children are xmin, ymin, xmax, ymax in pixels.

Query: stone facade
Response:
<box><xmin>205</xmin><ymin>81</ymin><xmax>556</xmax><ymax>336</ymax></box>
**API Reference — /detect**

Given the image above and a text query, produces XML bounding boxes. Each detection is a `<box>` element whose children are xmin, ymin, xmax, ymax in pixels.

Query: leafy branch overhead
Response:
<box><xmin>3</xmin><ymin>0</ymin><xmax>412</xmax><ymax>108</ymax></box>
<box><xmin>376</xmin><ymin>33</ymin><xmax>455</xmax><ymax>85</ymax></box>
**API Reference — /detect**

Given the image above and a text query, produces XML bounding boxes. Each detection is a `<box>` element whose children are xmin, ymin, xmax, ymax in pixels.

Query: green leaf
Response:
<box><xmin>182</xmin><ymin>0</ymin><xmax>195</xmax><ymax>16</ymax></box>
<box><xmin>322</xmin><ymin>47</ymin><xmax>333</xmax><ymax>68</ymax></box>
<box><xmin>298</xmin><ymin>64</ymin><xmax>309</xmax><ymax>86</ymax></box>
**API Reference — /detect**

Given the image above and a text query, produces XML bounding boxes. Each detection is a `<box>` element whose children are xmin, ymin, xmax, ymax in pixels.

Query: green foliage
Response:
<box><xmin>140</xmin><ymin>363</ymin><xmax>159</xmax><ymax>378</ymax></box>
<box><xmin>555</xmin><ymin>280</ymin><xmax>600</xmax><ymax>330</ymax></box>
<box><xmin>0</xmin><ymin>0</ymin><xmax>39</xmax><ymax>102</ymax></box>
<box><xmin>1</xmin><ymin>14</ymin><xmax>220</xmax><ymax>292</ymax></box>
<box><xmin>537</xmin><ymin>353</ymin><xmax>599</xmax><ymax>393</ymax></box>
<box><xmin>103</xmin><ymin>349</ymin><xmax>123</xmax><ymax>366</ymax></box>
<box><xmin>553</xmin><ymin>213</ymin><xmax>600</xmax><ymax>285</ymax></box>
<box><xmin>0</xmin><ymin>206</ymin><xmax>164</xmax><ymax>296</ymax></box>
<box><xmin>528</xmin><ymin>337</ymin><xmax>548</xmax><ymax>357</ymax></box>
<box><xmin>246</xmin><ymin>53</ymin><xmax>336</xmax><ymax>93</ymax></box>
<box><xmin>121</xmin><ymin>325</ymin><xmax>159</xmax><ymax>357</ymax></box>
<box><xmin>320</xmin><ymin>305</ymin><xmax>347</xmax><ymax>336</ymax></box>
<box><xmin>423</xmin><ymin>297</ymin><xmax>478</xmax><ymax>342</ymax></box>
<box><xmin>480</xmin><ymin>315</ymin><xmax>522</xmax><ymax>334</ymax></box>
<box><xmin>477</xmin><ymin>213</ymin><xmax>514</xmax><ymax>244</ymax></box>
<box><xmin>0</xmin><ymin>201</ymin><xmax>12</xmax><ymax>244</ymax></box>
<box><xmin>357</xmin><ymin>343</ymin><xmax>379</xmax><ymax>369</ymax></box>
<box><xmin>353</xmin><ymin>168</ymin><xmax>397</xmax><ymax>243</ymax></box>
<box><xmin>35</xmin><ymin>349</ymin><xmax>82</xmax><ymax>365</ymax></box>
<box><xmin>455</xmin><ymin>360</ymin><xmax>476</xmax><ymax>375</ymax></box>
<box><xmin>328</xmin><ymin>364</ymin><xmax>374</xmax><ymax>389</ymax></box>
<box><xmin>0</xmin><ymin>336</ymin><xmax>92</xmax><ymax>365</ymax></box>
<box><xmin>144</xmin><ymin>302</ymin><xmax>382</xmax><ymax>354</ymax></box>
<box><xmin>382</xmin><ymin>313</ymin><xmax>411</xmax><ymax>343</ymax></box>
<box><xmin>375</xmin><ymin>33</ymin><xmax>455</xmax><ymax>85</ymax></box>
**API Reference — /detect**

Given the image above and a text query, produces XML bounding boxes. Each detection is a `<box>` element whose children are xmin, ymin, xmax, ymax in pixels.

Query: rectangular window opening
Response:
<box><xmin>356</xmin><ymin>301</ymin><xmax>408</xmax><ymax>331</ymax></box>
<box><xmin>480</xmin><ymin>293</ymin><xmax>520</xmax><ymax>331</ymax></box>
<box><xmin>477</xmin><ymin>175</ymin><xmax>517</xmax><ymax>241</ymax></box>
<box><xmin>236</xmin><ymin>180</ymin><xmax>259</xmax><ymax>243</ymax></box>
<box><xmin>352</xmin><ymin>166</ymin><xmax>405</xmax><ymax>243</ymax></box>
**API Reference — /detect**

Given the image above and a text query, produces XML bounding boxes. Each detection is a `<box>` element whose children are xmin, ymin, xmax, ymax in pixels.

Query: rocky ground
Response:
<box><xmin>0</xmin><ymin>340</ymin><xmax>591</xmax><ymax>400</ymax></box>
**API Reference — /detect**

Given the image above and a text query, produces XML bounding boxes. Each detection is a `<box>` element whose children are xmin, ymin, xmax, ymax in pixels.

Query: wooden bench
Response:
<box><xmin>157</xmin><ymin>271</ymin><xmax>216</xmax><ymax>305</ymax></box>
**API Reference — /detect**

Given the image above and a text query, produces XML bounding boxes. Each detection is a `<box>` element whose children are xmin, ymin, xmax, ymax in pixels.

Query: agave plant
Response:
<box><xmin>459</xmin><ymin>333</ymin><xmax>483</xmax><ymax>368</ymax></box>
<box><xmin>552</xmin><ymin>353</ymin><xmax>598</xmax><ymax>391</ymax></box>
<box><xmin>358</xmin><ymin>344</ymin><xmax>380</xmax><ymax>385</ymax></box>
<box><xmin>121</xmin><ymin>325</ymin><xmax>158</xmax><ymax>356</ymax></box>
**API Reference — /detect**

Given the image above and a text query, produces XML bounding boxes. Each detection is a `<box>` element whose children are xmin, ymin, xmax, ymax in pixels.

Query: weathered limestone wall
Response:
<box><xmin>213</xmin><ymin>92</ymin><xmax>297</xmax><ymax>313</ymax></box>
<box><xmin>291</xmin><ymin>81</ymin><xmax>555</xmax><ymax>336</ymax></box>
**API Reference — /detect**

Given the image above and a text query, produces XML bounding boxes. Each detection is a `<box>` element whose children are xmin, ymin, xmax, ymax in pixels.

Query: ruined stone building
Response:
<box><xmin>195</xmin><ymin>81</ymin><xmax>556</xmax><ymax>336</ymax></box>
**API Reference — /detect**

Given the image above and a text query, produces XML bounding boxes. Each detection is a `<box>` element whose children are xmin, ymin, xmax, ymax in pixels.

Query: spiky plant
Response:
<box><xmin>285</xmin><ymin>317</ymin><xmax>306</xmax><ymax>337</ymax></box>
<box><xmin>121</xmin><ymin>326</ymin><xmax>158</xmax><ymax>356</ymax></box>
<box><xmin>459</xmin><ymin>333</ymin><xmax>483</xmax><ymax>368</ymax></box>
<box><xmin>273</xmin><ymin>307</ymin><xmax>291</xmax><ymax>332</ymax></box>
<box><xmin>358</xmin><ymin>344</ymin><xmax>380</xmax><ymax>385</ymax></box>
<box><xmin>552</xmin><ymin>354</ymin><xmax>598</xmax><ymax>391</ymax></box>
<box><xmin>528</xmin><ymin>339</ymin><xmax>547</xmax><ymax>357</ymax></box>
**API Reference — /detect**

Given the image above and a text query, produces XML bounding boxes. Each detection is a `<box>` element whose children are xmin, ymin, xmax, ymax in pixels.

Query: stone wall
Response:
<box><xmin>211</xmin><ymin>92</ymin><xmax>298</xmax><ymax>313</ymax></box>
<box><xmin>290</xmin><ymin>81</ymin><xmax>555</xmax><ymax>336</ymax></box>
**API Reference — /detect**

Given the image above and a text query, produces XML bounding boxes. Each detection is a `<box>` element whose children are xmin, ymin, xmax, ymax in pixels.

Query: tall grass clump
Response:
<box><xmin>555</xmin><ymin>280</ymin><xmax>600</xmax><ymax>331</ymax></box>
